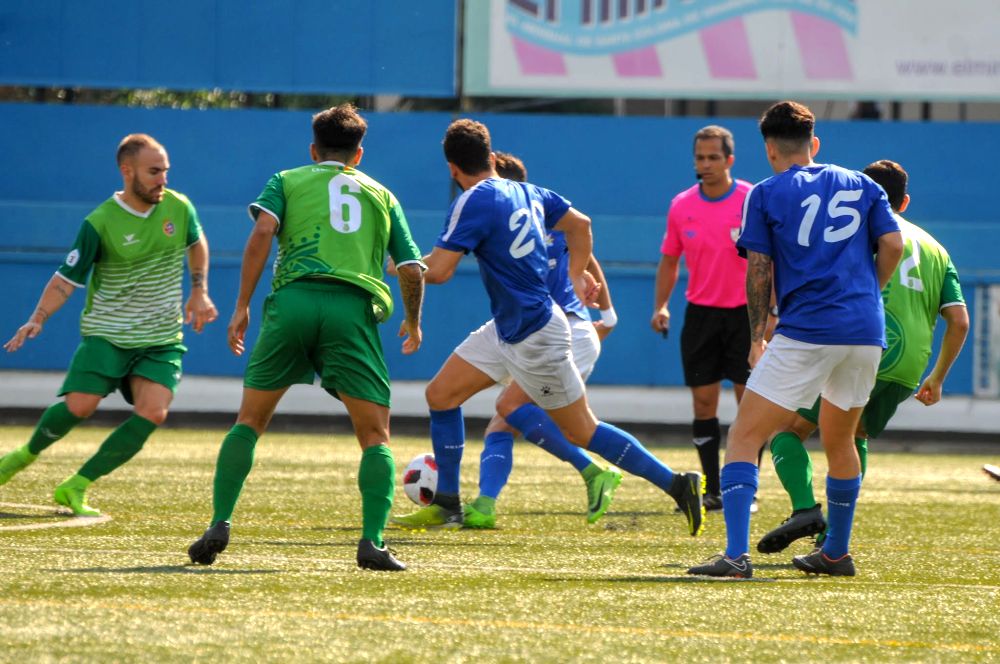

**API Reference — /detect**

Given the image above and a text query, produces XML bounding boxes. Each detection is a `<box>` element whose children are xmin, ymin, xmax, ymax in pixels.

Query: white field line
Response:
<box><xmin>0</xmin><ymin>502</ymin><xmax>112</xmax><ymax>531</ymax></box>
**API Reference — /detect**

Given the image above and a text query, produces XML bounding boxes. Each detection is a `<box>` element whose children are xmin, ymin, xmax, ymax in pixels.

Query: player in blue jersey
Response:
<box><xmin>392</xmin><ymin>119</ymin><xmax>705</xmax><ymax>536</ymax></box>
<box><xmin>687</xmin><ymin>101</ymin><xmax>903</xmax><ymax>578</ymax></box>
<box><xmin>463</xmin><ymin>152</ymin><xmax>623</xmax><ymax>529</ymax></box>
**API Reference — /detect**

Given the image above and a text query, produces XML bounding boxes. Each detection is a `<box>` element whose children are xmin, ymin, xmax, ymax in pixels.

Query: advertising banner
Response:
<box><xmin>464</xmin><ymin>0</ymin><xmax>1000</xmax><ymax>100</ymax></box>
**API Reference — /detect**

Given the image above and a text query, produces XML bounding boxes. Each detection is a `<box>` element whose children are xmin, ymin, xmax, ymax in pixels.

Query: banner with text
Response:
<box><xmin>464</xmin><ymin>0</ymin><xmax>1000</xmax><ymax>100</ymax></box>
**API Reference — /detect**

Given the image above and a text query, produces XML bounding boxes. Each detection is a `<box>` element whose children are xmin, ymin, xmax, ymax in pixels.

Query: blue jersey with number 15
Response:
<box><xmin>737</xmin><ymin>163</ymin><xmax>899</xmax><ymax>346</ymax></box>
<box><xmin>436</xmin><ymin>177</ymin><xmax>571</xmax><ymax>343</ymax></box>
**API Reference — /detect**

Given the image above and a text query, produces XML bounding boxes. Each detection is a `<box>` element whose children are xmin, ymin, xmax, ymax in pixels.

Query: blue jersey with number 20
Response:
<box><xmin>737</xmin><ymin>163</ymin><xmax>899</xmax><ymax>346</ymax></box>
<box><xmin>436</xmin><ymin>177</ymin><xmax>571</xmax><ymax>343</ymax></box>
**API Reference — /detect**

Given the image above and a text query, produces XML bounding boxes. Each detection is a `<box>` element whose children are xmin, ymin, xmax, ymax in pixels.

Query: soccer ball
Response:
<box><xmin>402</xmin><ymin>453</ymin><xmax>438</xmax><ymax>506</ymax></box>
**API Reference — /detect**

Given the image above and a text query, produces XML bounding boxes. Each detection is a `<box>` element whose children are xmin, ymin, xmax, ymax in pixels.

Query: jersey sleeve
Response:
<box><xmin>184</xmin><ymin>196</ymin><xmax>203</xmax><ymax>246</ymax></box>
<box><xmin>436</xmin><ymin>189</ymin><xmax>487</xmax><ymax>254</ymax></box>
<box><xmin>387</xmin><ymin>198</ymin><xmax>425</xmax><ymax>268</ymax></box>
<box><xmin>735</xmin><ymin>184</ymin><xmax>770</xmax><ymax>257</ymax></box>
<box><xmin>248</xmin><ymin>173</ymin><xmax>286</xmax><ymax>227</ymax></box>
<box><xmin>56</xmin><ymin>220</ymin><xmax>101</xmax><ymax>287</ymax></box>
<box><xmin>938</xmin><ymin>258</ymin><xmax>965</xmax><ymax>309</ymax></box>
<box><xmin>866</xmin><ymin>183</ymin><xmax>900</xmax><ymax>247</ymax></box>
<box><xmin>536</xmin><ymin>186</ymin><xmax>571</xmax><ymax>230</ymax></box>
<box><xmin>661</xmin><ymin>204</ymin><xmax>683</xmax><ymax>256</ymax></box>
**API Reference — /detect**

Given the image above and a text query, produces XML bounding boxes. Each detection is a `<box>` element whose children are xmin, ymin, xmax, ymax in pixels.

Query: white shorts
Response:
<box><xmin>454</xmin><ymin>308</ymin><xmax>586</xmax><ymax>410</ymax></box>
<box><xmin>746</xmin><ymin>334</ymin><xmax>882</xmax><ymax>412</ymax></box>
<box><xmin>567</xmin><ymin>312</ymin><xmax>601</xmax><ymax>381</ymax></box>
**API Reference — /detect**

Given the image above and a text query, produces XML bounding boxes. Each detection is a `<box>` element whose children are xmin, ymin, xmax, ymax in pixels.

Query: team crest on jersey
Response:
<box><xmin>163</xmin><ymin>220</ymin><xmax>175</xmax><ymax>236</ymax></box>
<box><xmin>730</xmin><ymin>227</ymin><xmax>741</xmax><ymax>243</ymax></box>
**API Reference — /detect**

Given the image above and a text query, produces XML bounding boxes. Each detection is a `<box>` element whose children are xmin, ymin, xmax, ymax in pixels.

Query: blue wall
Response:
<box><xmin>0</xmin><ymin>1</ymin><xmax>457</xmax><ymax>96</ymax></box>
<box><xmin>1</xmin><ymin>103</ymin><xmax>996</xmax><ymax>394</ymax></box>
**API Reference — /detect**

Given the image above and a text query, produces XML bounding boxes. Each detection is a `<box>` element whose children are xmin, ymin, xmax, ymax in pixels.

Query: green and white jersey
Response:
<box><xmin>57</xmin><ymin>189</ymin><xmax>202</xmax><ymax>348</ymax></box>
<box><xmin>249</xmin><ymin>161</ymin><xmax>424</xmax><ymax>321</ymax></box>
<box><xmin>878</xmin><ymin>216</ymin><xmax>965</xmax><ymax>389</ymax></box>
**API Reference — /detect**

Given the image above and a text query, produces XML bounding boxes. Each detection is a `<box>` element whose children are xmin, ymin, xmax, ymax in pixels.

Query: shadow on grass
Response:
<box><xmin>0</xmin><ymin>511</ymin><xmax>64</xmax><ymax>521</ymax></box>
<box><xmin>49</xmin><ymin>565</ymin><xmax>281</xmax><ymax>575</ymax></box>
<box><xmin>514</xmin><ymin>510</ymin><xmax>665</xmax><ymax>518</ymax></box>
<box><xmin>661</xmin><ymin>561</ymin><xmax>795</xmax><ymax>571</ymax></box>
<box><xmin>541</xmin><ymin>574</ymin><xmax>776</xmax><ymax>584</ymax></box>
<box><xmin>259</xmin><ymin>537</ymin><xmax>517</xmax><ymax>549</ymax></box>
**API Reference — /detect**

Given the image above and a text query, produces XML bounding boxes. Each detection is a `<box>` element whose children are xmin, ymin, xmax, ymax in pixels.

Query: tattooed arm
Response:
<box><xmin>4</xmin><ymin>274</ymin><xmax>77</xmax><ymax>352</ymax></box>
<box><xmin>184</xmin><ymin>234</ymin><xmax>218</xmax><ymax>334</ymax></box>
<box><xmin>396</xmin><ymin>263</ymin><xmax>425</xmax><ymax>355</ymax></box>
<box><xmin>745</xmin><ymin>250</ymin><xmax>773</xmax><ymax>368</ymax></box>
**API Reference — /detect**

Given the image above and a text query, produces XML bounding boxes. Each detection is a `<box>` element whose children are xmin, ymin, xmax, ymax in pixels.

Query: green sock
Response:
<box><xmin>358</xmin><ymin>444</ymin><xmax>395</xmax><ymax>547</ymax></box>
<box><xmin>580</xmin><ymin>463</ymin><xmax>602</xmax><ymax>482</ymax></box>
<box><xmin>27</xmin><ymin>402</ymin><xmax>84</xmax><ymax>455</ymax></box>
<box><xmin>77</xmin><ymin>415</ymin><xmax>157</xmax><ymax>481</ymax></box>
<box><xmin>855</xmin><ymin>437</ymin><xmax>868</xmax><ymax>478</ymax></box>
<box><xmin>770</xmin><ymin>431</ymin><xmax>818</xmax><ymax>512</ymax></box>
<box><xmin>211</xmin><ymin>424</ymin><xmax>259</xmax><ymax>525</ymax></box>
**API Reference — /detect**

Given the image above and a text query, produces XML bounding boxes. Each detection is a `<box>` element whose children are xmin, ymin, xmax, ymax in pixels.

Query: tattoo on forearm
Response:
<box><xmin>191</xmin><ymin>271</ymin><xmax>206</xmax><ymax>289</ymax></box>
<box><xmin>397</xmin><ymin>265</ymin><xmax>424</xmax><ymax>325</ymax></box>
<box><xmin>32</xmin><ymin>307</ymin><xmax>50</xmax><ymax>324</ymax></box>
<box><xmin>54</xmin><ymin>282</ymin><xmax>73</xmax><ymax>300</ymax></box>
<box><xmin>746</xmin><ymin>252</ymin><xmax>772</xmax><ymax>342</ymax></box>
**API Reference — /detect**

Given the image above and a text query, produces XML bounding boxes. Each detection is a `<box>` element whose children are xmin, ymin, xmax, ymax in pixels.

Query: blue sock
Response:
<box><xmin>586</xmin><ymin>422</ymin><xmax>675</xmax><ymax>492</ymax></box>
<box><xmin>721</xmin><ymin>462</ymin><xmax>759</xmax><ymax>559</ymax></box>
<box><xmin>822</xmin><ymin>474</ymin><xmax>862</xmax><ymax>559</ymax></box>
<box><xmin>430</xmin><ymin>408</ymin><xmax>464</xmax><ymax>495</ymax></box>
<box><xmin>505</xmin><ymin>403</ymin><xmax>593</xmax><ymax>472</ymax></box>
<box><xmin>478</xmin><ymin>432</ymin><xmax>514</xmax><ymax>499</ymax></box>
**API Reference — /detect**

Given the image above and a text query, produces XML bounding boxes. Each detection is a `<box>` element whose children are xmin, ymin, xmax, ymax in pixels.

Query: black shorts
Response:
<box><xmin>680</xmin><ymin>303</ymin><xmax>751</xmax><ymax>387</ymax></box>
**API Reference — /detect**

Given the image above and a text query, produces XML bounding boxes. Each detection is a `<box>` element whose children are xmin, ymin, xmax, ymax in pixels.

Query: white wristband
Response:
<box><xmin>599</xmin><ymin>307</ymin><xmax>618</xmax><ymax>327</ymax></box>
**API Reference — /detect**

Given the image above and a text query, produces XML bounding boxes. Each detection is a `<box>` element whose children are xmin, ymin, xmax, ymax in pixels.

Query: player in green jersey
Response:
<box><xmin>757</xmin><ymin>159</ymin><xmax>970</xmax><ymax>554</ymax></box>
<box><xmin>1</xmin><ymin>134</ymin><xmax>218</xmax><ymax>516</ymax></box>
<box><xmin>187</xmin><ymin>104</ymin><xmax>426</xmax><ymax>572</ymax></box>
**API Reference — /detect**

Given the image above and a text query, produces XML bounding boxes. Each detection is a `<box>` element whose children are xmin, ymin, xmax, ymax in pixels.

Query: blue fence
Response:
<box><xmin>0</xmin><ymin>1</ymin><xmax>457</xmax><ymax>96</ymax></box>
<box><xmin>1</xmin><ymin>103</ymin><xmax>997</xmax><ymax>394</ymax></box>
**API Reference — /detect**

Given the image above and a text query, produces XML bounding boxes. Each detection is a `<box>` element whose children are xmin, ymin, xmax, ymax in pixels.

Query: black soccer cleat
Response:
<box><xmin>357</xmin><ymin>539</ymin><xmax>407</xmax><ymax>571</ymax></box>
<box><xmin>668</xmin><ymin>471</ymin><xmax>705</xmax><ymax>536</ymax></box>
<box><xmin>703</xmin><ymin>494</ymin><xmax>723</xmax><ymax>512</ymax></box>
<box><xmin>687</xmin><ymin>553</ymin><xmax>753</xmax><ymax>578</ymax></box>
<box><xmin>792</xmin><ymin>548</ymin><xmax>856</xmax><ymax>577</ymax></box>
<box><xmin>756</xmin><ymin>504</ymin><xmax>827</xmax><ymax>554</ymax></box>
<box><xmin>188</xmin><ymin>521</ymin><xmax>231</xmax><ymax>565</ymax></box>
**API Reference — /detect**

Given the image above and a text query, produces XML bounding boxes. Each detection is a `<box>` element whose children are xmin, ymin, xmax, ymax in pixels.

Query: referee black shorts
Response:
<box><xmin>679</xmin><ymin>302</ymin><xmax>751</xmax><ymax>387</ymax></box>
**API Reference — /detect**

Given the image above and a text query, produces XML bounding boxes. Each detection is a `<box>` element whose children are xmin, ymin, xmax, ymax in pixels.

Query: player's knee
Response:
<box><xmin>135</xmin><ymin>406</ymin><xmax>169</xmax><ymax>426</ymax></box>
<box><xmin>485</xmin><ymin>413</ymin><xmax>515</xmax><ymax>436</ymax></box>
<box><xmin>425</xmin><ymin>380</ymin><xmax>458</xmax><ymax>411</ymax></box>
<box><xmin>64</xmin><ymin>395</ymin><xmax>99</xmax><ymax>419</ymax></box>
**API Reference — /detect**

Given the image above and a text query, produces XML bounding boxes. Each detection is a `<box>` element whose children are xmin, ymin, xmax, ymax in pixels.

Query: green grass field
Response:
<box><xmin>1</xmin><ymin>424</ymin><xmax>998</xmax><ymax>662</ymax></box>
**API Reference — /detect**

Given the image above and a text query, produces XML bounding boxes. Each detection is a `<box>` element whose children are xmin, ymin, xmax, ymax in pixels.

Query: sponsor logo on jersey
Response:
<box><xmin>163</xmin><ymin>220</ymin><xmax>175</xmax><ymax>236</ymax></box>
<box><xmin>123</xmin><ymin>233</ymin><xmax>140</xmax><ymax>246</ymax></box>
<box><xmin>65</xmin><ymin>249</ymin><xmax>80</xmax><ymax>267</ymax></box>
<box><xmin>685</xmin><ymin>230</ymin><xmax>696</xmax><ymax>238</ymax></box>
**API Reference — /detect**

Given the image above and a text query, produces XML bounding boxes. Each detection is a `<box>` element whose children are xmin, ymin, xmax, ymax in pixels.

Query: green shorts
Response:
<box><xmin>243</xmin><ymin>279</ymin><xmax>390</xmax><ymax>407</ymax></box>
<box><xmin>796</xmin><ymin>379</ymin><xmax>915</xmax><ymax>439</ymax></box>
<box><xmin>60</xmin><ymin>336</ymin><xmax>186</xmax><ymax>405</ymax></box>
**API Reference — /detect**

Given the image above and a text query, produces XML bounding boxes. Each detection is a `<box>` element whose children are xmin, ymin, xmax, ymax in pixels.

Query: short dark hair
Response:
<box><xmin>443</xmin><ymin>119</ymin><xmax>492</xmax><ymax>175</ymax></box>
<box><xmin>759</xmin><ymin>101</ymin><xmax>815</xmax><ymax>155</ymax></box>
<box><xmin>494</xmin><ymin>152</ymin><xmax>527</xmax><ymax>182</ymax></box>
<box><xmin>312</xmin><ymin>104</ymin><xmax>367</xmax><ymax>160</ymax></box>
<box><xmin>116</xmin><ymin>134</ymin><xmax>164</xmax><ymax>165</ymax></box>
<box><xmin>694</xmin><ymin>125</ymin><xmax>734</xmax><ymax>158</ymax></box>
<box><xmin>863</xmin><ymin>159</ymin><xmax>908</xmax><ymax>211</ymax></box>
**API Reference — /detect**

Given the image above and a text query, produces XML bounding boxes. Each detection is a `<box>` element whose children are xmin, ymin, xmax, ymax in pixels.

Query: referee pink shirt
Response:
<box><xmin>660</xmin><ymin>179</ymin><xmax>752</xmax><ymax>308</ymax></box>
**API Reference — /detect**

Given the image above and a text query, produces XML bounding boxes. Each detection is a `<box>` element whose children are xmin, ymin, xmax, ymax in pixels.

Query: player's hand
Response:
<box><xmin>4</xmin><ymin>321</ymin><xmax>42</xmax><ymax>353</ymax></box>
<box><xmin>748</xmin><ymin>339</ymin><xmax>767</xmax><ymax>368</ymax></box>
<box><xmin>227</xmin><ymin>307</ymin><xmax>250</xmax><ymax>356</ymax></box>
<box><xmin>572</xmin><ymin>271</ymin><xmax>601</xmax><ymax>307</ymax></box>
<box><xmin>399</xmin><ymin>320</ymin><xmax>422</xmax><ymax>355</ymax></box>
<box><xmin>650</xmin><ymin>307</ymin><xmax>670</xmax><ymax>334</ymax></box>
<box><xmin>185</xmin><ymin>292</ymin><xmax>219</xmax><ymax>333</ymax></box>
<box><xmin>915</xmin><ymin>376</ymin><xmax>943</xmax><ymax>405</ymax></box>
<box><xmin>385</xmin><ymin>257</ymin><xmax>398</xmax><ymax>277</ymax></box>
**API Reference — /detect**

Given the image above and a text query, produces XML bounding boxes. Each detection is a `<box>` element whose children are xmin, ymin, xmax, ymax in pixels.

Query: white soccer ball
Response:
<box><xmin>402</xmin><ymin>453</ymin><xmax>438</xmax><ymax>506</ymax></box>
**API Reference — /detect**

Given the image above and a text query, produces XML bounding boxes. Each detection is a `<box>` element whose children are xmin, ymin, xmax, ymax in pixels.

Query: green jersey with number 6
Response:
<box><xmin>249</xmin><ymin>161</ymin><xmax>422</xmax><ymax>321</ymax></box>
<box><xmin>878</xmin><ymin>216</ymin><xmax>964</xmax><ymax>389</ymax></box>
<box><xmin>57</xmin><ymin>190</ymin><xmax>202</xmax><ymax>348</ymax></box>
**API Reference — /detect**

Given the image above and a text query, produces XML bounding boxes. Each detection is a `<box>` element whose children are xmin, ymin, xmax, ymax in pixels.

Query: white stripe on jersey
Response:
<box><xmin>738</xmin><ymin>182</ymin><xmax>759</xmax><ymax>241</ymax></box>
<box><xmin>441</xmin><ymin>179</ymin><xmax>489</xmax><ymax>243</ymax></box>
